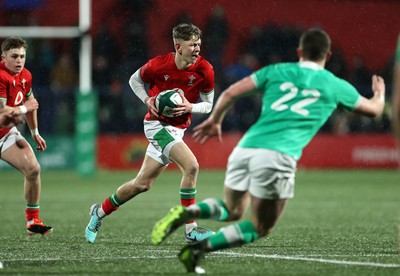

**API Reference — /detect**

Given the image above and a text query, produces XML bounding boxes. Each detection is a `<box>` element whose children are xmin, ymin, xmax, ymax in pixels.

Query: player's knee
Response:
<box><xmin>25</xmin><ymin>162</ymin><xmax>41</xmax><ymax>179</ymax></box>
<box><xmin>227</xmin><ymin>210</ymin><xmax>244</xmax><ymax>221</ymax></box>
<box><xmin>133</xmin><ymin>179</ymin><xmax>152</xmax><ymax>193</ymax></box>
<box><xmin>185</xmin><ymin>160</ymin><xmax>199</xmax><ymax>177</ymax></box>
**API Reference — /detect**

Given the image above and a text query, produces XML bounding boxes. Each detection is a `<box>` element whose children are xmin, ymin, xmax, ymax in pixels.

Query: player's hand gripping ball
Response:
<box><xmin>155</xmin><ymin>89</ymin><xmax>184</xmax><ymax>117</ymax></box>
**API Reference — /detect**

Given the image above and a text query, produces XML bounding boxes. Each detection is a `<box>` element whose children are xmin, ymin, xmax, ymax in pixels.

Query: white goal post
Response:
<box><xmin>0</xmin><ymin>0</ymin><xmax>96</xmax><ymax>176</ymax></box>
<box><xmin>0</xmin><ymin>0</ymin><xmax>92</xmax><ymax>94</ymax></box>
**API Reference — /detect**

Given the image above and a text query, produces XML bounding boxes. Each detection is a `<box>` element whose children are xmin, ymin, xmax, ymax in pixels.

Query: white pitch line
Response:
<box><xmin>215</xmin><ymin>252</ymin><xmax>400</xmax><ymax>268</ymax></box>
<box><xmin>2</xmin><ymin>250</ymin><xmax>399</xmax><ymax>269</ymax></box>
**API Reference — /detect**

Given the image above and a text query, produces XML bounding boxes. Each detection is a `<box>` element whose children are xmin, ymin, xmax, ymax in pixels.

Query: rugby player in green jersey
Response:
<box><xmin>151</xmin><ymin>28</ymin><xmax>385</xmax><ymax>273</ymax></box>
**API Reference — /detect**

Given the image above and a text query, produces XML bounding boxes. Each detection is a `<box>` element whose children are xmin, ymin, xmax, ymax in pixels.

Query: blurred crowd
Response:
<box><xmin>2</xmin><ymin>2</ymin><xmax>395</xmax><ymax>136</ymax></box>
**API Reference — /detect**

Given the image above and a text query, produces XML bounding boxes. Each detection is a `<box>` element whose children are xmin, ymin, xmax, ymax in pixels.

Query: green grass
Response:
<box><xmin>0</xmin><ymin>169</ymin><xmax>399</xmax><ymax>275</ymax></box>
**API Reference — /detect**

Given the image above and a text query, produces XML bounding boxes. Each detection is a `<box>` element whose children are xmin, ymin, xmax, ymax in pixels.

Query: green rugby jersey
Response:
<box><xmin>238</xmin><ymin>61</ymin><xmax>362</xmax><ymax>160</ymax></box>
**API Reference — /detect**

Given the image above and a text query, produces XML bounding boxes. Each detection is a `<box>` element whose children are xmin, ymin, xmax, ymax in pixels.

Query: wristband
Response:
<box><xmin>30</xmin><ymin>128</ymin><xmax>39</xmax><ymax>136</ymax></box>
<box><xmin>19</xmin><ymin>105</ymin><xmax>27</xmax><ymax>114</ymax></box>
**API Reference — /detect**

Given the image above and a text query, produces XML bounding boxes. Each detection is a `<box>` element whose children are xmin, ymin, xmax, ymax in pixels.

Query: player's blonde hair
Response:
<box><xmin>1</xmin><ymin>36</ymin><xmax>28</xmax><ymax>54</ymax></box>
<box><xmin>172</xmin><ymin>23</ymin><xmax>201</xmax><ymax>43</ymax></box>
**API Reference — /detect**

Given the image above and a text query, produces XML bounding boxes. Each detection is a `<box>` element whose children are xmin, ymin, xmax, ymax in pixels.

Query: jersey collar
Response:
<box><xmin>299</xmin><ymin>61</ymin><xmax>322</xmax><ymax>70</ymax></box>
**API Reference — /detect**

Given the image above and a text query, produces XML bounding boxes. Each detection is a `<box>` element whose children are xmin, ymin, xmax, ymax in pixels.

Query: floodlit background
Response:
<box><xmin>0</xmin><ymin>0</ymin><xmax>399</xmax><ymax>172</ymax></box>
<box><xmin>0</xmin><ymin>2</ymin><xmax>399</xmax><ymax>275</ymax></box>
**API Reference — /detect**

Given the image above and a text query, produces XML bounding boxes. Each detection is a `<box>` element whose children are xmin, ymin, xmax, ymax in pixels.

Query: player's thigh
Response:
<box><xmin>224</xmin><ymin>147</ymin><xmax>252</xmax><ymax>219</ymax></box>
<box><xmin>225</xmin><ymin>147</ymin><xmax>251</xmax><ymax>192</ymax></box>
<box><xmin>136</xmin><ymin>154</ymin><xmax>167</xmax><ymax>183</ymax></box>
<box><xmin>144</xmin><ymin>120</ymin><xmax>185</xmax><ymax>160</ymax></box>
<box><xmin>169</xmin><ymin>141</ymin><xmax>198</xmax><ymax>172</ymax></box>
<box><xmin>1</xmin><ymin>139</ymin><xmax>38</xmax><ymax>173</ymax></box>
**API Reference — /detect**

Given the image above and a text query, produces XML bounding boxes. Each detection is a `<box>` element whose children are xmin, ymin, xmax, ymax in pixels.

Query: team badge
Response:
<box><xmin>188</xmin><ymin>75</ymin><xmax>195</xmax><ymax>86</ymax></box>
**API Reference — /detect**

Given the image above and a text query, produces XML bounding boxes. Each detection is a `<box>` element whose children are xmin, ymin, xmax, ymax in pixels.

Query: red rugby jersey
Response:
<box><xmin>140</xmin><ymin>52</ymin><xmax>214</xmax><ymax>129</ymax></box>
<box><xmin>0</xmin><ymin>62</ymin><xmax>32</xmax><ymax>138</ymax></box>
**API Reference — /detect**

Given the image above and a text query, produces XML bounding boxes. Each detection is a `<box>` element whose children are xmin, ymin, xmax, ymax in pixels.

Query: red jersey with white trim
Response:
<box><xmin>140</xmin><ymin>52</ymin><xmax>214</xmax><ymax>129</ymax></box>
<box><xmin>0</xmin><ymin>62</ymin><xmax>33</xmax><ymax>138</ymax></box>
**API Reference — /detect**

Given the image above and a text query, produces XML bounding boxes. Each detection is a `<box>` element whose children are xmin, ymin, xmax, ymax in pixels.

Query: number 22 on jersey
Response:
<box><xmin>271</xmin><ymin>82</ymin><xmax>320</xmax><ymax>116</ymax></box>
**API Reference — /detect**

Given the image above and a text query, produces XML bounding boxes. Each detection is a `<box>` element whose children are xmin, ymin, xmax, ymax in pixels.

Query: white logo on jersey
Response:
<box><xmin>14</xmin><ymin>91</ymin><xmax>24</xmax><ymax>106</ymax></box>
<box><xmin>22</xmin><ymin>78</ymin><xmax>26</xmax><ymax>89</ymax></box>
<box><xmin>164</xmin><ymin>75</ymin><xmax>169</xmax><ymax>81</ymax></box>
<box><xmin>188</xmin><ymin>75</ymin><xmax>195</xmax><ymax>86</ymax></box>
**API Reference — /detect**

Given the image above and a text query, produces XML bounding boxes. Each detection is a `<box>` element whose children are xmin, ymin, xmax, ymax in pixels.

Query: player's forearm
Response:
<box><xmin>191</xmin><ymin>102</ymin><xmax>212</xmax><ymax>113</ymax></box>
<box><xmin>356</xmin><ymin>95</ymin><xmax>384</xmax><ymax>118</ymax></box>
<box><xmin>210</xmin><ymin>90</ymin><xmax>235</xmax><ymax>125</ymax></box>
<box><xmin>191</xmin><ymin>91</ymin><xmax>214</xmax><ymax>114</ymax></box>
<box><xmin>370</xmin><ymin>92</ymin><xmax>385</xmax><ymax>116</ymax></box>
<box><xmin>24</xmin><ymin>110</ymin><xmax>38</xmax><ymax>131</ymax></box>
<box><xmin>129</xmin><ymin>69</ymin><xmax>148</xmax><ymax>104</ymax></box>
<box><xmin>0</xmin><ymin>100</ymin><xmax>7</xmax><ymax>113</ymax></box>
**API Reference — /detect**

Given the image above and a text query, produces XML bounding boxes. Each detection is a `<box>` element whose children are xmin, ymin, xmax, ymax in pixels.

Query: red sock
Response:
<box><xmin>181</xmin><ymin>198</ymin><xmax>196</xmax><ymax>224</ymax></box>
<box><xmin>25</xmin><ymin>208</ymin><xmax>39</xmax><ymax>221</ymax></box>
<box><xmin>101</xmin><ymin>197</ymin><xmax>119</xmax><ymax>215</ymax></box>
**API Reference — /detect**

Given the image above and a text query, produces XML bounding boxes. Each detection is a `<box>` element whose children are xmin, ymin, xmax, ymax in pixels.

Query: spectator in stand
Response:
<box><xmin>50</xmin><ymin>53</ymin><xmax>78</xmax><ymax>134</ymax></box>
<box><xmin>222</xmin><ymin>53</ymin><xmax>261</xmax><ymax>132</ymax></box>
<box><xmin>349</xmin><ymin>55</ymin><xmax>371</xmax><ymax>97</ymax></box>
<box><xmin>203</xmin><ymin>4</ymin><xmax>230</xmax><ymax>82</ymax></box>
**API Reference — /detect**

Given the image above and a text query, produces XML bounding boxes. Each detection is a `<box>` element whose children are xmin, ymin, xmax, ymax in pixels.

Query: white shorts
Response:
<box><xmin>225</xmin><ymin>147</ymin><xmax>297</xmax><ymax>200</ymax></box>
<box><xmin>0</xmin><ymin>127</ymin><xmax>24</xmax><ymax>153</ymax></box>
<box><xmin>144</xmin><ymin>120</ymin><xmax>186</xmax><ymax>166</ymax></box>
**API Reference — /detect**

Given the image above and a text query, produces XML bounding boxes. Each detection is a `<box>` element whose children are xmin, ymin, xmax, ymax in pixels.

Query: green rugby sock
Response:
<box><xmin>208</xmin><ymin>220</ymin><xmax>259</xmax><ymax>251</ymax></box>
<box><xmin>188</xmin><ymin>198</ymin><xmax>229</xmax><ymax>221</ymax></box>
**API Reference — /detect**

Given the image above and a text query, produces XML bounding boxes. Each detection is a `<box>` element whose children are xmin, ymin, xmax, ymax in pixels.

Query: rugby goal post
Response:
<box><xmin>0</xmin><ymin>0</ymin><xmax>97</xmax><ymax>176</ymax></box>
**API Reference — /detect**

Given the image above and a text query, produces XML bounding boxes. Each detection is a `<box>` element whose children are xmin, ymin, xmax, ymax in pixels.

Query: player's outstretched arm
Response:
<box><xmin>193</xmin><ymin>76</ymin><xmax>257</xmax><ymax>144</ymax></box>
<box><xmin>193</xmin><ymin>118</ymin><xmax>222</xmax><ymax>144</ymax></box>
<box><xmin>355</xmin><ymin>75</ymin><xmax>385</xmax><ymax>117</ymax></box>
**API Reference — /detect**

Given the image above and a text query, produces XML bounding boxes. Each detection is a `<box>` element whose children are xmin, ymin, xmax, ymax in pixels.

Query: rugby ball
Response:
<box><xmin>155</xmin><ymin>90</ymin><xmax>183</xmax><ymax>117</ymax></box>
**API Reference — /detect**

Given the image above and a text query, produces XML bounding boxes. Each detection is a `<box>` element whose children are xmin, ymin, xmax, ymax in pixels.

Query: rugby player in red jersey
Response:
<box><xmin>86</xmin><ymin>23</ymin><xmax>215</xmax><ymax>243</ymax></box>
<box><xmin>0</xmin><ymin>36</ymin><xmax>52</xmax><ymax>235</ymax></box>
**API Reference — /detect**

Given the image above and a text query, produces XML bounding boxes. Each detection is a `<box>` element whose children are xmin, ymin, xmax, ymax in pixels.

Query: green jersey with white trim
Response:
<box><xmin>238</xmin><ymin>61</ymin><xmax>362</xmax><ymax>160</ymax></box>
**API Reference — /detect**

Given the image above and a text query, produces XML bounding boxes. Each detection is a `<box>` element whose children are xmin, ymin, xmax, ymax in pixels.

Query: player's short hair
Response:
<box><xmin>1</xmin><ymin>36</ymin><xmax>28</xmax><ymax>54</ymax></box>
<box><xmin>299</xmin><ymin>28</ymin><xmax>331</xmax><ymax>61</ymax></box>
<box><xmin>172</xmin><ymin>23</ymin><xmax>201</xmax><ymax>42</ymax></box>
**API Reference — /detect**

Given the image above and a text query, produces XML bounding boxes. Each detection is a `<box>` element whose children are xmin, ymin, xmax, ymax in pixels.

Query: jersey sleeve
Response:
<box><xmin>139</xmin><ymin>59</ymin><xmax>156</xmax><ymax>84</ymax></box>
<box><xmin>0</xmin><ymin>74</ymin><xmax>7</xmax><ymax>101</ymax></box>
<box><xmin>250</xmin><ymin>65</ymin><xmax>271</xmax><ymax>90</ymax></box>
<box><xmin>200</xmin><ymin>62</ymin><xmax>215</xmax><ymax>94</ymax></box>
<box><xmin>335</xmin><ymin>79</ymin><xmax>362</xmax><ymax>111</ymax></box>
<box><xmin>25</xmin><ymin>70</ymin><xmax>33</xmax><ymax>98</ymax></box>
